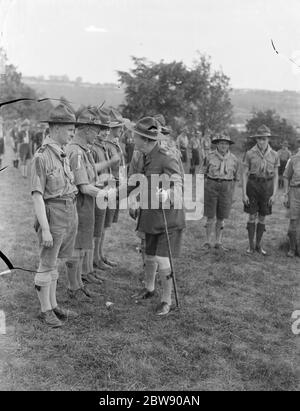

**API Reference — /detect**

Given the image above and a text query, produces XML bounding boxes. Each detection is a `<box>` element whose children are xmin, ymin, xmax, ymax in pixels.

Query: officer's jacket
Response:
<box><xmin>66</xmin><ymin>135</ymin><xmax>97</xmax><ymax>186</ymax></box>
<box><xmin>31</xmin><ymin>136</ymin><xmax>77</xmax><ymax>200</ymax></box>
<box><xmin>283</xmin><ymin>151</ymin><xmax>300</xmax><ymax>186</ymax></box>
<box><xmin>204</xmin><ymin>149</ymin><xmax>239</xmax><ymax>180</ymax></box>
<box><xmin>244</xmin><ymin>144</ymin><xmax>279</xmax><ymax>178</ymax></box>
<box><xmin>128</xmin><ymin>143</ymin><xmax>186</xmax><ymax>235</ymax></box>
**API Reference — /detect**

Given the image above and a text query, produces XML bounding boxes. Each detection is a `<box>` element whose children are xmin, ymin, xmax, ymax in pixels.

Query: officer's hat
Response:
<box><xmin>250</xmin><ymin>125</ymin><xmax>275</xmax><ymax>139</ymax></box>
<box><xmin>109</xmin><ymin>108</ymin><xmax>125</xmax><ymax>128</ymax></box>
<box><xmin>212</xmin><ymin>134</ymin><xmax>234</xmax><ymax>145</ymax></box>
<box><xmin>95</xmin><ymin>108</ymin><xmax>111</xmax><ymax>129</ymax></box>
<box><xmin>131</xmin><ymin>117</ymin><xmax>162</xmax><ymax>140</ymax></box>
<box><xmin>75</xmin><ymin>106</ymin><xmax>104</xmax><ymax>127</ymax></box>
<box><xmin>41</xmin><ymin>103</ymin><xmax>76</xmax><ymax>125</ymax></box>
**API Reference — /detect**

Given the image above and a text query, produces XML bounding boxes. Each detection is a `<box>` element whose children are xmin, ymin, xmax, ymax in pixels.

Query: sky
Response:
<box><xmin>1</xmin><ymin>0</ymin><xmax>300</xmax><ymax>90</ymax></box>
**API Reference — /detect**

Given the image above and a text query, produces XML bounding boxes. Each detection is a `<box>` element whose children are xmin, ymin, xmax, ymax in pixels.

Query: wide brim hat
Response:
<box><xmin>130</xmin><ymin>116</ymin><xmax>162</xmax><ymax>140</ymax></box>
<box><xmin>75</xmin><ymin>106</ymin><xmax>105</xmax><ymax>127</ymax></box>
<box><xmin>41</xmin><ymin>103</ymin><xmax>76</xmax><ymax>125</ymax></box>
<box><xmin>250</xmin><ymin>125</ymin><xmax>276</xmax><ymax>138</ymax></box>
<box><xmin>212</xmin><ymin>134</ymin><xmax>234</xmax><ymax>145</ymax></box>
<box><xmin>109</xmin><ymin>108</ymin><xmax>125</xmax><ymax>128</ymax></box>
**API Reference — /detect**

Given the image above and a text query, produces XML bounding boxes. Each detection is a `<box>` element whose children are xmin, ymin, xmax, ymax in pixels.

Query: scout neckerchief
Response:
<box><xmin>254</xmin><ymin>144</ymin><xmax>272</xmax><ymax>174</ymax></box>
<box><xmin>43</xmin><ymin>137</ymin><xmax>74</xmax><ymax>183</ymax></box>
<box><xmin>214</xmin><ymin>149</ymin><xmax>231</xmax><ymax>176</ymax></box>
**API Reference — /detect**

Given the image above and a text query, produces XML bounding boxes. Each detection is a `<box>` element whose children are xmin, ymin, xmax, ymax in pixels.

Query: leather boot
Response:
<box><xmin>287</xmin><ymin>231</ymin><xmax>297</xmax><ymax>257</ymax></box>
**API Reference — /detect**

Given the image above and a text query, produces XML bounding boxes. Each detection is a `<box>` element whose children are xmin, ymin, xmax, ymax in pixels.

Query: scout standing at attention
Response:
<box><xmin>65</xmin><ymin>107</ymin><xmax>106</xmax><ymax>298</ymax></box>
<box><xmin>30</xmin><ymin>103</ymin><xmax>78</xmax><ymax>328</ymax></box>
<box><xmin>242</xmin><ymin>125</ymin><xmax>279</xmax><ymax>255</ymax></box>
<box><xmin>203</xmin><ymin>134</ymin><xmax>239</xmax><ymax>250</ymax></box>
<box><xmin>283</xmin><ymin>136</ymin><xmax>300</xmax><ymax>257</ymax></box>
<box><xmin>129</xmin><ymin>117</ymin><xmax>186</xmax><ymax>316</ymax></box>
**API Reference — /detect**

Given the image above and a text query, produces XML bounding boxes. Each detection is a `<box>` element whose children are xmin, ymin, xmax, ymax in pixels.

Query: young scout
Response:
<box><xmin>242</xmin><ymin>125</ymin><xmax>279</xmax><ymax>255</ymax></box>
<box><xmin>65</xmin><ymin>107</ymin><xmax>107</xmax><ymax>299</ymax></box>
<box><xmin>128</xmin><ymin>117</ymin><xmax>186</xmax><ymax>316</ymax></box>
<box><xmin>30</xmin><ymin>103</ymin><xmax>78</xmax><ymax>328</ymax></box>
<box><xmin>203</xmin><ymin>134</ymin><xmax>239</xmax><ymax>250</ymax></box>
<box><xmin>277</xmin><ymin>141</ymin><xmax>291</xmax><ymax>189</ymax></box>
<box><xmin>283</xmin><ymin>137</ymin><xmax>300</xmax><ymax>257</ymax></box>
<box><xmin>90</xmin><ymin>109</ymin><xmax>121</xmax><ymax>273</ymax></box>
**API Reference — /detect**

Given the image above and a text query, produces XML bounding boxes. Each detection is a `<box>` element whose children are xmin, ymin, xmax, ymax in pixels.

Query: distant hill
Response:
<box><xmin>23</xmin><ymin>76</ymin><xmax>300</xmax><ymax>126</ymax></box>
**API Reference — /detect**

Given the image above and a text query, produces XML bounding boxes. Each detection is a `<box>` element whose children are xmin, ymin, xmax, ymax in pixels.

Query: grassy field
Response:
<box><xmin>0</xmin><ymin>141</ymin><xmax>299</xmax><ymax>391</ymax></box>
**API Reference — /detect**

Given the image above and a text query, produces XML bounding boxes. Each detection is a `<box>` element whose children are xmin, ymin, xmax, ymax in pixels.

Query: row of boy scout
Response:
<box><xmin>31</xmin><ymin>103</ymin><xmax>185</xmax><ymax>328</ymax></box>
<box><xmin>30</xmin><ymin>101</ymin><xmax>298</xmax><ymax>328</ymax></box>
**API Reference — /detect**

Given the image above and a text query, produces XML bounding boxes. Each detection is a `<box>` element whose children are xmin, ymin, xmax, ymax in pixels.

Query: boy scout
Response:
<box><xmin>90</xmin><ymin>109</ymin><xmax>121</xmax><ymax>273</ymax></box>
<box><xmin>65</xmin><ymin>107</ymin><xmax>107</xmax><ymax>298</ymax></box>
<box><xmin>31</xmin><ymin>103</ymin><xmax>78</xmax><ymax>328</ymax></box>
<box><xmin>203</xmin><ymin>134</ymin><xmax>239</xmax><ymax>250</ymax></box>
<box><xmin>283</xmin><ymin>137</ymin><xmax>300</xmax><ymax>257</ymax></box>
<box><xmin>242</xmin><ymin>125</ymin><xmax>279</xmax><ymax>255</ymax></box>
<box><xmin>278</xmin><ymin>141</ymin><xmax>291</xmax><ymax>189</ymax></box>
<box><xmin>128</xmin><ymin>117</ymin><xmax>186</xmax><ymax>316</ymax></box>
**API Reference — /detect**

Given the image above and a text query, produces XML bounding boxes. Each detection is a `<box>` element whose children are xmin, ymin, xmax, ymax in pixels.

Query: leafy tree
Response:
<box><xmin>0</xmin><ymin>48</ymin><xmax>53</xmax><ymax>121</ymax></box>
<box><xmin>245</xmin><ymin>109</ymin><xmax>298</xmax><ymax>151</ymax></box>
<box><xmin>118</xmin><ymin>54</ymin><xmax>233</xmax><ymax>136</ymax></box>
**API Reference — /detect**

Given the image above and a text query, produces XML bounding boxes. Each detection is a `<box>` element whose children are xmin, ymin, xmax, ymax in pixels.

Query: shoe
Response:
<box><xmin>246</xmin><ymin>247</ymin><xmax>255</xmax><ymax>255</ymax></box>
<box><xmin>38</xmin><ymin>310</ymin><xmax>63</xmax><ymax>328</ymax></box>
<box><xmin>53</xmin><ymin>306</ymin><xmax>79</xmax><ymax>320</ymax></box>
<box><xmin>131</xmin><ymin>288</ymin><xmax>155</xmax><ymax>300</ymax></box>
<box><xmin>82</xmin><ymin>272</ymin><xmax>102</xmax><ymax>285</ymax></box>
<box><xmin>93</xmin><ymin>260</ymin><xmax>111</xmax><ymax>270</ymax></box>
<box><xmin>256</xmin><ymin>246</ymin><xmax>268</xmax><ymax>256</ymax></box>
<box><xmin>155</xmin><ymin>302</ymin><xmax>171</xmax><ymax>316</ymax></box>
<box><xmin>79</xmin><ymin>285</ymin><xmax>96</xmax><ymax>298</ymax></box>
<box><xmin>215</xmin><ymin>243</ymin><xmax>229</xmax><ymax>251</ymax></box>
<box><xmin>67</xmin><ymin>288</ymin><xmax>91</xmax><ymax>302</ymax></box>
<box><xmin>102</xmin><ymin>256</ymin><xmax>118</xmax><ymax>267</ymax></box>
<box><xmin>201</xmin><ymin>242</ymin><xmax>212</xmax><ymax>250</ymax></box>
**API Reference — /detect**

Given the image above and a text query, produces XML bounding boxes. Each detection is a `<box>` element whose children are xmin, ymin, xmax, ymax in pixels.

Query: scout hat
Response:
<box><xmin>75</xmin><ymin>106</ymin><xmax>103</xmax><ymax>127</ymax></box>
<box><xmin>95</xmin><ymin>107</ymin><xmax>111</xmax><ymax>128</ymax></box>
<box><xmin>109</xmin><ymin>108</ymin><xmax>124</xmax><ymax>128</ymax></box>
<box><xmin>131</xmin><ymin>117</ymin><xmax>161</xmax><ymax>140</ymax></box>
<box><xmin>212</xmin><ymin>134</ymin><xmax>234</xmax><ymax>145</ymax></box>
<box><xmin>154</xmin><ymin>114</ymin><xmax>171</xmax><ymax>135</ymax></box>
<box><xmin>41</xmin><ymin>103</ymin><xmax>76</xmax><ymax>125</ymax></box>
<box><xmin>250</xmin><ymin>124</ymin><xmax>274</xmax><ymax>138</ymax></box>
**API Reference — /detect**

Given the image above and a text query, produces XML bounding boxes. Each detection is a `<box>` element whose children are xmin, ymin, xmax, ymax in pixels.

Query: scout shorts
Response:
<box><xmin>204</xmin><ymin>178</ymin><xmax>234</xmax><ymax>220</ymax></box>
<box><xmin>75</xmin><ymin>193</ymin><xmax>95</xmax><ymax>250</ymax></box>
<box><xmin>244</xmin><ymin>177</ymin><xmax>274</xmax><ymax>216</ymax></box>
<box><xmin>289</xmin><ymin>187</ymin><xmax>300</xmax><ymax>220</ymax></box>
<box><xmin>94</xmin><ymin>207</ymin><xmax>114</xmax><ymax>237</ymax></box>
<box><xmin>37</xmin><ymin>198</ymin><xmax>78</xmax><ymax>269</ymax></box>
<box><xmin>145</xmin><ymin>229</ymin><xmax>183</xmax><ymax>258</ymax></box>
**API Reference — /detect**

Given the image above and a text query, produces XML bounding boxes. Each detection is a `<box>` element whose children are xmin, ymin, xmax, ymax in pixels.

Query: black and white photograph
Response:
<box><xmin>0</xmin><ymin>0</ymin><xmax>299</xmax><ymax>393</ymax></box>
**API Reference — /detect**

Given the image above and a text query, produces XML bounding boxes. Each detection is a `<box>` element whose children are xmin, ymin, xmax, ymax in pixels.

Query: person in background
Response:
<box><xmin>176</xmin><ymin>126</ymin><xmax>189</xmax><ymax>174</ymax></box>
<box><xmin>18</xmin><ymin>119</ymin><xmax>33</xmax><ymax>178</ymax></box>
<box><xmin>277</xmin><ymin>140</ymin><xmax>291</xmax><ymax>189</ymax></box>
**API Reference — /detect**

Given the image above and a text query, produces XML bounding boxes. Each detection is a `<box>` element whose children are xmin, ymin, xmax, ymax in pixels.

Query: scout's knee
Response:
<box><xmin>156</xmin><ymin>256</ymin><xmax>171</xmax><ymax>271</ymax></box>
<box><xmin>205</xmin><ymin>218</ymin><xmax>215</xmax><ymax>228</ymax></box>
<box><xmin>34</xmin><ymin>268</ymin><xmax>58</xmax><ymax>287</ymax></box>
<box><xmin>248</xmin><ymin>214</ymin><xmax>257</xmax><ymax>223</ymax></box>
<box><xmin>258</xmin><ymin>215</ymin><xmax>266</xmax><ymax>224</ymax></box>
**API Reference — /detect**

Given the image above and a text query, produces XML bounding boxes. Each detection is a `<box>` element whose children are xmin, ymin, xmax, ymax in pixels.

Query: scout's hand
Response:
<box><xmin>269</xmin><ymin>195</ymin><xmax>276</xmax><ymax>206</ymax></box>
<box><xmin>243</xmin><ymin>194</ymin><xmax>250</xmax><ymax>206</ymax></box>
<box><xmin>42</xmin><ymin>229</ymin><xmax>53</xmax><ymax>248</ymax></box>
<box><xmin>156</xmin><ymin>188</ymin><xmax>169</xmax><ymax>203</ymax></box>
<box><xmin>283</xmin><ymin>194</ymin><xmax>290</xmax><ymax>208</ymax></box>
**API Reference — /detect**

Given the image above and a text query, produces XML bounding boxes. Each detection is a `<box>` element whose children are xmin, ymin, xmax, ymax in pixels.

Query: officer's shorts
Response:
<box><xmin>244</xmin><ymin>177</ymin><xmax>274</xmax><ymax>216</ymax></box>
<box><xmin>38</xmin><ymin>199</ymin><xmax>78</xmax><ymax>269</ymax></box>
<box><xmin>204</xmin><ymin>178</ymin><xmax>234</xmax><ymax>220</ymax></box>
<box><xmin>145</xmin><ymin>229</ymin><xmax>183</xmax><ymax>258</ymax></box>
<box><xmin>289</xmin><ymin>187</ymin><xmax>300</xmax><ymax>220</ymax></box>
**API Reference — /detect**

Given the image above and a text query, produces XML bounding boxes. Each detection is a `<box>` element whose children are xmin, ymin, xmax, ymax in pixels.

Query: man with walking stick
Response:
<box><xmin>128</xmin><ymin>117</ymin><xmax>185</xmax><ymax>315</ymax></box>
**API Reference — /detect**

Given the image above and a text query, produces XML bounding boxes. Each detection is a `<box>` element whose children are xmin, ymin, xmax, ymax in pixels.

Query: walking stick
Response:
<box><xmin>161</xmin><ymin>207</ymin><xmax>180</xmax><ymax>309</ymax></box>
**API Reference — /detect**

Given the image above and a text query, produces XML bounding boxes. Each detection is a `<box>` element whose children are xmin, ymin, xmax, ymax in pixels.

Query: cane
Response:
<box><xmin>161</xmin><ymin>206</ymin><xmax>180</xmax><ymax>309</ymax></box>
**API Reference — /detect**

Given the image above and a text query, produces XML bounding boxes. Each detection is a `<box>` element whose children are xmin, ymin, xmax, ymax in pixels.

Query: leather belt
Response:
<box><xmin>207</xmin><ymin>176</ymin><xmax>233</xmax><ymax>182</ymax></box>
<box><xmin>45</xmin><ymin>196</ymin><xmax>76</xmax><ymax>205</ymax></box>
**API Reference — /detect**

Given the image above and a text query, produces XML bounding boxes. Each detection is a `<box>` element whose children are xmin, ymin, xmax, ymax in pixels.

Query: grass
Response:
<box><xmin>0</xmin><ymin>141</ymin><xmax>299</xmax><ymax>391</ymax></box>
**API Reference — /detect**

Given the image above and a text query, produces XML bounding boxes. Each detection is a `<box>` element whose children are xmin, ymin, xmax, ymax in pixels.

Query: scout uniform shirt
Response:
<box><xmin>90</xmin><ymin>140</ymin><xmax>111</xmax><ymax>186</ymax></box>
<box><xmin>283</xmin><ymin>150</ymin><xmax>300</xmax><ymax>186</ymax></box>
<box><xmin>31</xmin><ymin>136</ymin><xmax>77</xmax><ymax>199</ymax></box>
<box><xmin>66</xmin><ymin>134</ymin><xmax>98</xmax><ymax>249</ymax></box>
<box><xmin>105</xmin><ymin>139</ymin><xmax>125</xmax><ymax>182</ymax></box>
<box><xmin>131</xmin><ymin>143</ymin><xmax>186</xmax><ymax>235</ymax></box>
<box><xmin>244</xmin><ymin>144</ymin><xmax>279</xmax><ymax>178</ymax></box>
<box><xmin>205</xmin><ymin>149</ymin><xmax>239</xmax><ymax>180</ymax></box>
